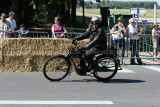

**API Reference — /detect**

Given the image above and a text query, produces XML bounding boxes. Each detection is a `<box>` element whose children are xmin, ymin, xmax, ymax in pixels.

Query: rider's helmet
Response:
<box><xmin>91</xmin><ymin>16</ymin><xmax>101</xmax><ymax>24</ymax></box>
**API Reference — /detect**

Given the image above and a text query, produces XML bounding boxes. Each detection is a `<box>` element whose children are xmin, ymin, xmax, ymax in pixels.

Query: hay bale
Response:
<box><xmin>0</xmin><ymin>38</ymin><xmax>89</xmax><ymax>72</ymax></box>
<box><xmin>0</xmin><ymin>39</ymin><xmax>2</xmax><ymax>72</ymax></box>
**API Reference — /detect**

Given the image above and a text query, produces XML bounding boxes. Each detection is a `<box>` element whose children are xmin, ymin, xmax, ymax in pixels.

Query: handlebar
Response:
<box><xmin>72</xmin><ymin>39</ymin><xmax>77</xmax><ymax>46</ymax></box>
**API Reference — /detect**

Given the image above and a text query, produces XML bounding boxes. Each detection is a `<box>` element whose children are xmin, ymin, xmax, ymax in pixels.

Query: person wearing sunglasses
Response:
<box><xmin>128</xmin><ymin>18</ymin><xmax>145</xmax><ymax>65</ymax></box>
<box><xmin>110</xmin><ymin>16</ymin><xmax>127</xmax><ymax>60</ymax></box>
<box><xmin>52</xmin><ymin>16</ymin><xmax>67</xmax><ymax>38</ymax></box>
<box><xmin>0</xmin><ymin>13</ymin><xmax>11</xmax><ymax>38</ymax></box>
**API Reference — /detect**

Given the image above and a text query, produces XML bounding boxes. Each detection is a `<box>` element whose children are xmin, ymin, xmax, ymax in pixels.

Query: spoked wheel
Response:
<box><xmin>93</xmin><ymin>55</ymin><xmax>118</xmax><ymax>81</ymax></box>
<box><xmin>43</xmin><ymin>55</ymin><xmax>71</xmax><ymax>81</ymax></box>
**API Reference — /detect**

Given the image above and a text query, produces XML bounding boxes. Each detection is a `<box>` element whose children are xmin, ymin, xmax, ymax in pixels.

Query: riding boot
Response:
<box><xmin>90</xmin><ymin>60</ymin><xmax>99</xmax><ymax>74</ymax></box>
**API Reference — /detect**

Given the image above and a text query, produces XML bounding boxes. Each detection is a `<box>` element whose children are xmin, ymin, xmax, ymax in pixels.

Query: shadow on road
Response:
<box><xmin>52</xmin><ymin>79</ymin><xmax>146</xmax><ymax>84</ymax></box>
<box><xmin>103</xmin><ymin>79</ymin><xmax>146</xmax><ymax>83</ymax></box>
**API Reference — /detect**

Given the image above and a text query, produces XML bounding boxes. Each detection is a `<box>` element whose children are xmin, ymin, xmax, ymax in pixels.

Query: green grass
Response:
<box><xmin>77</xmin><ymin>8</ymin><xmax>160</xmax><ymax>18</ymax></box>
<box><xmin>76</xmin><ymin>8</ymin><xmax>160</xmax><ymax>33</ymax></box>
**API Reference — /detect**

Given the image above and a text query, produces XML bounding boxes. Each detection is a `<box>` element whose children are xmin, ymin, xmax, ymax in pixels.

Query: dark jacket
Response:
<box><xmin>76</xmin><ymin>26</ymin><xmax>107</xmax><ymax>51</ymax></box>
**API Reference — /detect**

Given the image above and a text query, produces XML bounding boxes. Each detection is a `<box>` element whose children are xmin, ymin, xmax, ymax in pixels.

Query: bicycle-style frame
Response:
<box><xmin>43</xmin><ymin>41</ymin><xmax>120</xmax><ymax>81</ymax></box>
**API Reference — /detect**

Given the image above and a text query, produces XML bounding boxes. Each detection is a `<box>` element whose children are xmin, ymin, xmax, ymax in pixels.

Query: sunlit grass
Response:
<box><xmin>77</xmin><ymin>8</ymin><xmax>160</xmax><ymax>18</ymax></box>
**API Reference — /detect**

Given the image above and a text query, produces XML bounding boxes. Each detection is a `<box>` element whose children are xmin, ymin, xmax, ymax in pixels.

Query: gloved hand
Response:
<box><xmin>72</xmin><ymin>38</ymin><xmax>77</xmax><ymax>44</ymax></box>
<box><xmin>78</xmin><ymin>46</ymin><xmax>86</xmax><ymax>51</ymax></box>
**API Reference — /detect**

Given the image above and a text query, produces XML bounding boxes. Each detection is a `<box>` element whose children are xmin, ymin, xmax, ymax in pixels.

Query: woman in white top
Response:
<box><xmin>110</xmin><ymin>16</ymin><xmax>127</xmax><ymax>59</ymax></box>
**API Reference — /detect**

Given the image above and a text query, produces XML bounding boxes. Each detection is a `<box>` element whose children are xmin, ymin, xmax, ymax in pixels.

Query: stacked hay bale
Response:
<box><xmin>0</xmin><ymin>39</ymin><xmax>2</xmax><ymax>72</ymax></box>
<box><xmin>0</xmin><ymin>38</ymin><xmax>88</xmax><ymax>72</ymax></box>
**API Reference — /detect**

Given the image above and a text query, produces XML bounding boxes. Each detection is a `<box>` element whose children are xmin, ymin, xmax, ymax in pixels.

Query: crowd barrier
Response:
<box><xmin>53</xmin><ymin>32</ymin><xmax>158</xmax><ymax>58</ymax></box>
<box><xmin>53</xmin><ymin>32</ymin><xmax>160</xmax><ymax>64</ymax></box>
<box><xmin>0</xmin><ymin>30</ymin><xmax>49</xmax><ymax>38</ymax></box>
<box><xmin>110</xmin><ymin>34</ymin><xmax>159</xmax><ymax>58</ymax></box>
<box><xmin>27</xmin><ymin>31</ymin><xmax>49</xmax><ymax>38</ymax></box>
<box><xmin>52</xmin><ymin>32</ymin><xmax>82</xmax><ymax>38</ymax></box>
<box><xmin>107</xmin><ymin>34</ymin><xmax>160</xmax><ymax>65</ymax></box>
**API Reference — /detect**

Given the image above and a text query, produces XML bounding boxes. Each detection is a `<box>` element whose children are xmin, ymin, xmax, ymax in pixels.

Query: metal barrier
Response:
<box><xmin>0</xmin><ymin>30</ymin><xmax>49</xmax><ymax>38</ymax></box>
<box><xmin>53</xmin><ymin>32</ymin><xmax>160</xmax><ymax>65</ymax></box>
<box><xmin>52</xmin><ymin>32</ymin><xmax>82</xmax><ymax>39</ymax></box>
<box><xmin>54</xmin><ymin>32</ymin><xmax>159</xmax><ymax>57</ymax></box>
<box><xmin>108</xmin><ymin>33</ymin><xmax>160</xmax><ymax>65</ymax></box>
<box><xmin>0</xmin><ymin>30</ymin><xmax>81</xmax><ymax>39</ymax></box>
<box><xmin>26</xmin><ymin>31</ymin><xmax>49</xmax><ymax>38</ymax></box>
<box><xmin>0</xmin><ymin>30</ymin><xmax>9</xmax><ymax>38</ymax></box>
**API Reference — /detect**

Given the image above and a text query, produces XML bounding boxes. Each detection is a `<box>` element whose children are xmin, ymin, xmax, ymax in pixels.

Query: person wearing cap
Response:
<box><xmin>0</xmin><ymin>13</ymin><xmax>11</xmax><ymax>38</ymax></box>
<box><xmin>6</xmin><ymin>11</ymin><xmax>17</xmax><ymax>38</ymax></box>
<box><xmin>17</xmin><ymin>24</ymin><xmax>29</xmax><ymax>38</ymax></box>
<box><xmin>72</xmin><ymin>16</ymin><xmax>107</xmax><ymax>74</ymax></box>
<box><xmin>152</xmin><ymin>24</ymin><xmax>160</xmax><ymax>60</ymax></box>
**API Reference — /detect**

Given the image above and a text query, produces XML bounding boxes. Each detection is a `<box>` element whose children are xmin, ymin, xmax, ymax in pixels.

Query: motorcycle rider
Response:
<box><xmin>72</xmin><ymin>16</ymin><xmax>107</xmax><ymax>73</ymax></box>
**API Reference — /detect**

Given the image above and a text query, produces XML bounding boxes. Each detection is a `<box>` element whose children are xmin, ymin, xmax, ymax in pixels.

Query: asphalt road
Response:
<box><xmin>0</xmin><ymin>64</ymin><xmax>160</xmax><ymax>107</ymax></box>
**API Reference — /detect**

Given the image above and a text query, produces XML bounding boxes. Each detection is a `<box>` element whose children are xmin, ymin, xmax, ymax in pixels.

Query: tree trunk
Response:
<box><xmin>65</xmin><ymin>2</ymin><xmax>71</xmax><ymax>27</ymax></box>
<box><xmin>11</xmin><ymin>0</ymin><xmax>22</xmax><ymax>26</ymax></box>
<box><xmin>71</xmin><ymin>0</ymin><xmax>77</xmax><ymax>27</ymax></box>
<box><xmin>11</xmin><ymin>0</ymin><xmax>33</xmax><ymax>27</ymax></box>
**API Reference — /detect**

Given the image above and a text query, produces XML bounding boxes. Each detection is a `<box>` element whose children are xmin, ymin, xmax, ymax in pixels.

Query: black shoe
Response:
<box><xmin>139</xmin><ymin>63</ymin><xmax>146</xmax><ymax>65</ymax></box>
<box><xmin>131</xmin><ymin>62</ymin><xmax>138</xmax><ymax>65</ymax></box>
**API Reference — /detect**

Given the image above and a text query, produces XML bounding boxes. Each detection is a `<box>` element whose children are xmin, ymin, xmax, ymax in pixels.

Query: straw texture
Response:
<box><xmin>0</xmin><ymin>38</ymin><xmax>88</xmax><ymax>72</ymax></box>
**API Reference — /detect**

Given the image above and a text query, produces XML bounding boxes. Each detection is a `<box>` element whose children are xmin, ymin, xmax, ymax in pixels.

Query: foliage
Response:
<box><xmin>80</xmin><ymin>1</ymin><xmax>159</xmax><ymax>9</ymax></box>
<box><xmin>0</xmin><ymin>0</ymin><xmax>77</xmax><ymax>28</ymax></box>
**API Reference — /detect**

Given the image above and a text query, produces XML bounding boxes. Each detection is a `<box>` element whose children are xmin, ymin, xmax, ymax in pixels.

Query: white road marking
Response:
<box><xmin>118</xmin><ymin>68</ymin><xmax>135</xmax><ymax>73</ymax></box>
<box><xmin>0</xmin><ymin>101</ymin><xmax>113</xmax><ymax>104</ymax></box>
<box><xmin>143</xmin><ymin>66</ymin><xmax>160</xmax><ymax>72</ymax></box>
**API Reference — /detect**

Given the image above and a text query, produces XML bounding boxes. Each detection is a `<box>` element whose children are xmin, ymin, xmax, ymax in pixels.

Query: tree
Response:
<box><xmin>71</xmin><ymin>0</ymin><xmax>77</xmax><ymax>27</ymax></box>
<box><xmin>0</xmin><ymin>0</ymin><xmax>12</xmax><ymax>13</ymax></box>
<box><xmin>11</xmin><ymin>0</ymin><xmax>34</xmax><ymax>26</ymax></box>
<box><xmin>1</xmin><ymin>0</ymin><xmax>78</xmax><ymax>28</ymax></box>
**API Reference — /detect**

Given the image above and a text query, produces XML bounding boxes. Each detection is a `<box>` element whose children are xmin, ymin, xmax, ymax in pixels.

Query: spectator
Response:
<box><xmin>86</xmin><ymin>22</ymin><xmax>92</xmax><ymax>31</ymax></box>
<box><xmin>0</xmin><ymin>13</ymin><xmax>11</xmax><ymax>38</ymax></box>
<box><xmin>52</xmin><ymin>16</ymin><xmax>67</xmax><ymax>38</ymax></box>
<box><xmin>152</xmin><ymin>24</ymin><xmax>160</xmax><ymax>60</ymax></box>
<box><xmin>128</xmin><ymin>18</ymin><xmax>145</xmax><ymax>65</ymax></box>
<box><xmin>17</xmin><ymin>24</ymin><xmax>29</xmax><ymax>38</ymax></box>
<box><xmin>139</xmin><ymin>27</ymin><xmax>144</xmax><ymax>34</ymax></box>
<box><xmin>110</xmin><ymin>16</ymin><xmax>127</xmax><ymax>59</ymax></box>
<box><xmin>6</xmin><ymin>11</ymin><xmax>17</xmax><ymax>38</ymax></box>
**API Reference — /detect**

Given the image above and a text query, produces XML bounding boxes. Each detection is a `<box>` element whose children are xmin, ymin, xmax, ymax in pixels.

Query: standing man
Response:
<box><xmin>128</xmin><ymin>18</ymin><xmax>145</xmax><ymax>65</ymax></box>
<box><xmin>6</xmin><ymin>11</ymin><xmax>17</xmax><ymax>38</ymax></box>
<box><xmin>0</xmin><ymin>13</ymin><xmax>11</xmax><ymax>38</ymax></box>
<box><xmin>152</xmin><ymin>24</ymin><xmax>160</xmax><ymax>60</ymax></box>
